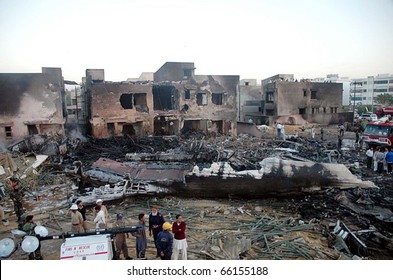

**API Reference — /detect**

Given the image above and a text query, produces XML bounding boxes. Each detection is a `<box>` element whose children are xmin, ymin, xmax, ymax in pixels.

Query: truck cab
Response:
<box><xmin>362</xmin><ymin>120</ymin><xmax>393</xmax><ymax>147</ymax></box>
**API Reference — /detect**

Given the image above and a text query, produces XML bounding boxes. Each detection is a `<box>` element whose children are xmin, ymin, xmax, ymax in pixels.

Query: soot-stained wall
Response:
<box><xmin>0</xmin><ymin>68</ymin><xmax>64</xmax><ymax>143</ymax></box>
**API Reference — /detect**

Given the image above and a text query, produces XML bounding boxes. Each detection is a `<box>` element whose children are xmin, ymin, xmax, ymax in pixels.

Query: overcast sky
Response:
<box><xmin>1</xmin><ymin>0</ymin><xmax>392</xmax><ymax>82</ymax></box>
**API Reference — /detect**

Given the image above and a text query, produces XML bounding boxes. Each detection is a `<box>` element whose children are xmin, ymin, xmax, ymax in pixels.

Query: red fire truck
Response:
<box><xmin>362</xmin><ymin>119</ymin><xmax>393</xmax><ymax>147</ymax></box>
<box><xmin>375</xmin><ymin>107</ymin><xmax>393</xmax><ymax>118</ymax></box>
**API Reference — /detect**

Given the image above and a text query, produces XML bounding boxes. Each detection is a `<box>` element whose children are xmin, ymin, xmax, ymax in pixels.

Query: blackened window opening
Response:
<box><xmin>153</xmin><ymin>85</ymin><xmax>177</xmax><ymax>110</ymax></box>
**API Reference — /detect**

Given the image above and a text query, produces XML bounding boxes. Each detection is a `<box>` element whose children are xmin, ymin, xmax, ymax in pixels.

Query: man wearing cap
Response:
<box><xmin>93</xmin><ymin>205</ymin><xmax>106</xmax><ymax>229</ymax></box>
<box><xmin>70</xmin><ymin>204</ymin><xmax>83</xmax><ymax>233</ymax></box>
<box><xmin>148</xmin><ymin>205</ymin><xmax>165</xmax><ymax>255</ymax></box>
<box><xmin>114</xmin><ymin>213</ymin><xmax>132</xmax><ymax>260</ymax></box>
<box><xmin>22</xmin><ymin>215</ymin><xmax>43</xmax><ymax>260</ymax></box>
<box><xmin>96</xmin><ymin>199</ymin><xmax>109</xmax><ymax>227</ymax></box>
<box><xmin>157</xmin><ymin>222</ymin><xmax>173</xmax><ymax>260</ymax></box>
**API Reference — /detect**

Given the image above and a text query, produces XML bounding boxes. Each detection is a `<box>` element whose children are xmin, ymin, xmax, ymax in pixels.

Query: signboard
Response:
<box><xmin>60</xmin><ymin>234</ymin><xmax>113</xmax><ymax>260</ymax></box>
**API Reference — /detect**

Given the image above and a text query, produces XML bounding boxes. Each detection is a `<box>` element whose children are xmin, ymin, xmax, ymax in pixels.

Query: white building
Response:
<box><xmin>313</xmin><ymin>73</ymin><xmax>393</xmax><ymax>108</ymax></box>
<box><xmin>351</xmin><ymin>74</ymin><xmax>393</xmax><ymax>109</ymax></box>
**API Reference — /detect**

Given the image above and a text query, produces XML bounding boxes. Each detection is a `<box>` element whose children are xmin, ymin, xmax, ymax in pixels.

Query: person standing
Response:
<box><xmin>280</xmin><ymin>124</ymin><xmax>286</xmax><ymax>140</ymax></box>
<box><xmin>0</xmin><ymin>200</ymin><xmax>7</xmax><ymax>224</ymax></box>
<box><xmin>76</xmin><ymin>200</ymin><xmax>88</xmax><ymax>232</ymax></box>
<box><xmin>276</xmin><ymin>122</ymin><xmax>282</xmax><ymax>138</ymax></box>
<box><xmin>149</xmin><ymin>205</ymin><xmax>165</xmax><ymax>255</ymax></box>
<box><xmin>311</xmin><ymin>126</ymin><xmax>315</xmax><ymax>139</ymax></box>
<box><xmin>339</xmin><ymin>123</ymin><xmax>345</xmax><ymax>137</ymax></box>
<box><xmin>366</xmin><ymin>147</ymin><xmax>374</xmax><ymax>169</ymax></box>
<box><xmin>320</xmin><ymin>127</ymin><xmax>324</xmax><ymax>141</ymax></box>
<box><xmin>375</xmin><ymin>148</ymin><xmax>386</xmax><ymax>174</ymax></box>
<box><xmin>355</xmin><ymin>130</ymin><xmax>360</xmax><ymax>145</ymax></box>
<box><xmin>172</xmin><ymin>214</ymin><xmax>188</xmax><ymax>260</ymax></box>
<box><xmin>74</xmin><ymin>161</ymin><xmax>84</xmax><ymax>193</ymax></box>
<box><xmin>0</xmin><ymin>183</ymin><xmax>8</xmax><ymax>223</ymax></box>
<box><xmin>157</xmin><ymin>222</ymin><xmax>173</xmax><ymax>260</ymax></box>
<box><xmin>385</xmin><ymin>148</ymin><xmax>393</xmax><ymax>174</ymax></box>
<box><xmin>9</xmin><ymin>178</ymin><xmax>24</xmax><ymax>229</ymax></box>
<box><xmin>70</xmin><ymin>204</ymin><xmax>83</xmax><ymax>233</ymax></box>
<box><xmin>114</xmin><ymin>213</ymin><xmax>132</xmax><ymax>260</ymax></box>
<box><xmin>93</xmin><ymin>205</ymin><xmax>106</xmax><ymax>229</ymax></box>
<box><xmin>337</xmin><ymin>135</ymin><xmax>342</xmax><ymax>151</ymax></box>
<box><xmin>383</xmin><ymin>147</ymin><xmax>389</xmax><ymax>172</ymax></box>
<box><xmin>96</xmin><ymin>199</ymin><xmax>109</xmax><ymax>227</ymax></box>
<box><xmin>132</xmin><ymin>213</ymin><xmax>147</xmax><ymax>259</ymax></box>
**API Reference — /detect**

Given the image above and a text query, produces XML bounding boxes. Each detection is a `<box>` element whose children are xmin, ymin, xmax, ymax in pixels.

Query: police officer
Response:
<box><xmin>9</xmin><ymin>178</ymin><xmax>24</xmax><ymax>229</ymax></box>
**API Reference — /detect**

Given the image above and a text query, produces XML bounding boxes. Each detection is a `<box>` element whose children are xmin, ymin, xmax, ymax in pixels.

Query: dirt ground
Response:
<box><xmin>0</xmin><ymin>196</ymin><xmax>340</xmax><ymax>260</ymax></box>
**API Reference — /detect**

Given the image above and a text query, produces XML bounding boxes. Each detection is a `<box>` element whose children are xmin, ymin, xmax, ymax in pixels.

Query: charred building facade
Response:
<box><xmin>261</xmin><ymin>74</ymin><xmax>347</xmax><ymax>125</ymax></box>
<box><xmin>238</xmin><ymin>79</ymin><xmax>264</xmax><ymax>124</ymax></box>
<box><xmin>0</xmin><ymin>67</ymin><xmax>65</xmax><ymax>145</ymax></box>
<box><xmin>85</xmin><ymin>62</ymin><xmax>239</xmax><ymax>138</ymax></box>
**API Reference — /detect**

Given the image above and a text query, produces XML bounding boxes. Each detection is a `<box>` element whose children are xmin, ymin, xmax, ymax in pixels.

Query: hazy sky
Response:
<box><xmin>1</xmin><ymin>0</ymin><xmax>392</xmax><ymax>82</ymax></box>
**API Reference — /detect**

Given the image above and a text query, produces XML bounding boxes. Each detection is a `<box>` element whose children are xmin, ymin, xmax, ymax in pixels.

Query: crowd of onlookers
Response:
<box><xmin>68</xmin><ymin>202</ymin><xmax>188</xmax><ymax>260</ymax></box>
<box><xmin>366</xmin><ymin>146</ymin><xmax>393</xmax><ymax>175</ymax></box>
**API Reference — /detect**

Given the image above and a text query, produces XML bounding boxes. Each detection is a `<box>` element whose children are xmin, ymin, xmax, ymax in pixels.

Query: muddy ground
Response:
<box><xmin>1</xmin><ymin>125</ymin><xmax>392</xmax><ymax>260</ymax></box>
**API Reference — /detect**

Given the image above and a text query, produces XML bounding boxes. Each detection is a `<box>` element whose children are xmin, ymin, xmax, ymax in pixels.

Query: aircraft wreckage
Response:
<box><xmin>70</xmin><ymin>157</ymin><xmax>376</xmax><ymax>204</ymax></box>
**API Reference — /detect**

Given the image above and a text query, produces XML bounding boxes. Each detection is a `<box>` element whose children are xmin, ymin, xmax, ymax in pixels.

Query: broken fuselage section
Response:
<box><xmin>71</xmin><ymin>157</ymin><xmax>376</xmax><ymax>203</ymax></box>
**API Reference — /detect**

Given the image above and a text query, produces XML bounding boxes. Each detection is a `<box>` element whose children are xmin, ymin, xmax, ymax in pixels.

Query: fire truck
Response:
<box><xmin>362</xmin><ymin>119</ymin><xmax>393</xmax><ymax>147</ymax></box>
<box><xmin>375</xmin><ymin>107</ymin><xmax>393</xmax><ymax>118</ymax></box>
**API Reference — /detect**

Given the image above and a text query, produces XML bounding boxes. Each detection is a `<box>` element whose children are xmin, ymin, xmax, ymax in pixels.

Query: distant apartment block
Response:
<box><xmin>351</xmin><ymin>74</ymin><xmax>393</xmax><ymax>107</ymax></box>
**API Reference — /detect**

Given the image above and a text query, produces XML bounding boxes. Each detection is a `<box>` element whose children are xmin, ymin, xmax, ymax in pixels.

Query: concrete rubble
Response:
<box><xmin>0</xmin><ymin>125</ymin><xmax>393</xmax><ymax>260</ymax></box>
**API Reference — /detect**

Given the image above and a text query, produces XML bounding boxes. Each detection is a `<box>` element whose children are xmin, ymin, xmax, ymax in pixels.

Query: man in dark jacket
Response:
<box><xmin>148</xmin><ymin>205</ymin><xmax>165</xmax><ymax>255</ymax></box>
<box><xmin>76</xmin><ymin>200</ymin><xmax>88</xmax><ymax>232</ymax></box>
<box><xmin>156</xmin><ymin>222</ymin><xmax>173</xmax><ymax>260</ymax></box>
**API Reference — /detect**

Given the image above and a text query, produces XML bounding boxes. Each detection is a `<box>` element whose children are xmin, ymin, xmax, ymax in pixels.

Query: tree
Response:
<box><xmin>374</xmin><ymin>93</ymin><xmax>393</xmax><ymax>106</ymax></box>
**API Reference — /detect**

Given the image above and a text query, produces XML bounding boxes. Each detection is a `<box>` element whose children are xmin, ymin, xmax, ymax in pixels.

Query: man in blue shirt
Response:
<box><xmin>385</xmin><ymin>148</ymin><xmax>393</xmax><ymax>174</ymax></box>
<box><xmin>156</xmin><ymin>222</ymin><xmax>173</xmax><ymax>260</ymax></box>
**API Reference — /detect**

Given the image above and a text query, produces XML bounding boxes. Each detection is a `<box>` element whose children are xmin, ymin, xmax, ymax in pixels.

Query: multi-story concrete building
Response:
<box><xmin>261</xmin><ymin>74</ymin><xmax>347</xmax><ymax>125</ymax></box>
<box><xmin>351</xmin><ymin>74</ymin><xmax>393</xmax><ymax>108</ymax></box>
<box><xmin>0</xmin><ymin>67</ymin><xmax>65</xmax><ymax>144</ymax></box>
<box><xmin>84</xmin><ymin>62</ymin><xmax>239</xmax><ymax>138</ymax></box>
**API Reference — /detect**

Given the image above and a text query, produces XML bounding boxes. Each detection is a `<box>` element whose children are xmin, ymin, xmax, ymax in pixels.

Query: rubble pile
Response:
<box><xmin>1</xmin><ymin>125</ymin><xmax>392</xmax><ymax>260</ymax></box>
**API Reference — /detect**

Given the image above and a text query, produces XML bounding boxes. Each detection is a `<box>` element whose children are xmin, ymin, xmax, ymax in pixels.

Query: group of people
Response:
<box><xmin>67</xmin><ymin>202</ymin><xmax>188</xmax><ymax>260</ymax></box>
<box><xmin>133</xmin><ymin>205</ymin><xmax>188</xmax><ymax>260</ymax></box>
<box><xmin>365</xmin><ymin>146</ymin><xmax>393</xmax><ymax>174</ymax></box>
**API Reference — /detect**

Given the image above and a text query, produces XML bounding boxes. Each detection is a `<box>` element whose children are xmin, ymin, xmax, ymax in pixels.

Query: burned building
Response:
<box><xmin>238</xmin><ymin>79</ymin><xmax>265</xmax><ymax>124</ymax></box>
<box><xmin>88</xmin><ymin>81</ymin><xmax>153</xmax><ymax>138</ymax></box>
<box><xmin>0</xmin><ymin>67</ymin><xmax>65</xmax><ymax>145</ymax></box>
<box><xmin>85</xmin><ymin>62</ymin><xmax>239</xmax><ymax>138</ymax></box>
<box><xmin>261</xmin><ymin>74</ymin><xmax>347</xmax><ymax>125</ymax></box>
